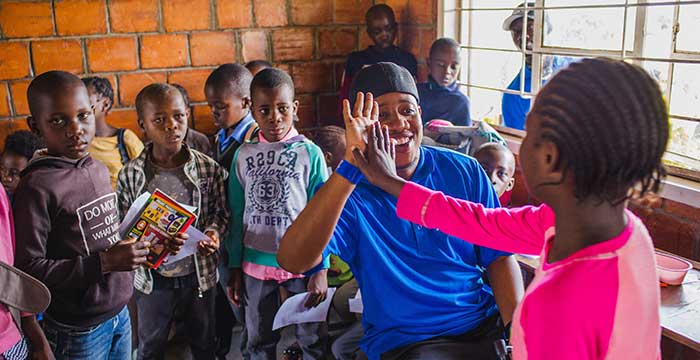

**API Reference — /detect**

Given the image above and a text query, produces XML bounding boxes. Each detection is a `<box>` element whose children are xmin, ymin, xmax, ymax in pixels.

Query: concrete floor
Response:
<box><xmin>164</xmin><ymin>325</ymin><xmax>298</xmax><ymax>360</ymax></box>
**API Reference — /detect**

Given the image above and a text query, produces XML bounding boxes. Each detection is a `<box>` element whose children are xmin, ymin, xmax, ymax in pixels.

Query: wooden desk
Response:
<box><xmin>515</xmin><ymin>254</ymin><xmax>700</xmax><ymax>352</ymax></box>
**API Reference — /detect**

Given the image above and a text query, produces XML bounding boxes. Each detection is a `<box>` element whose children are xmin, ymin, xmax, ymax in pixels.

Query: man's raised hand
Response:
<box><xmin>342</xmin><ymin>92</ymin><xmax>378</xmax><ymax>165</ymax></box>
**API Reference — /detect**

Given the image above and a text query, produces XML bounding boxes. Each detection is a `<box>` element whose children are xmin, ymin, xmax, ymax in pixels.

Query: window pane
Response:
<box><xmin>643</xmin><ymin>2</ymin><xmax>675</xmax><ymax>58</ymax></box>
<box><xmin>676</xmin><ymin>4</ymin><xmax>700</xmax><ymax>53</ymax></box>
<box><xmin>466</xmin><ymin>86</ymin><xmax>506</xmax><ymax>124</ymax></box>
<box><xmin>471</xmin><ymin>9</ymin><xmax>522</xmax><ymax>50</ymax></box>
<box><xmin>670</xmin><ymin>63</ymin><xmax>700</xmax><ymax>119</ymax></box>
<box><xmin>543</xmin><ymin>0</ymin><xmax>636</xmax><ymax>51</ymax></box>
<box><xmin>444</xmin><ymin>9</ymin><xmax>458</xmax><ymax>40</ymax></box>
<box><xmin>641</xmin><ymin>60</ymin><xmax>670</xmax><ymax>98</ymax></box>
<box><xmin>539</xmin><ymin>54</ymin><xmax>582</xmax><ymax>83</ymax></box>
<box><xmin>666</xmin><ymin>118</ymin><xmax>700</xmax><ymax>172</ymax></box>
<box><xmin>465</xmin><ymin>48</ymin><xmax>524</xmax><ymax>91</ymax></box>
<box><xmin>469</xmin><ymin>0</ymin><xmax>530</xmax><ymax>9</ymax></box>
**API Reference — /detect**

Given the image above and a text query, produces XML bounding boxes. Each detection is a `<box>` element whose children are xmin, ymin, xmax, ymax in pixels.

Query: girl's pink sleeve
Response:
<box><xmin>396</xmin><ymin>182</ymin><xmax>554</xmax><ymax>255</ymax></box>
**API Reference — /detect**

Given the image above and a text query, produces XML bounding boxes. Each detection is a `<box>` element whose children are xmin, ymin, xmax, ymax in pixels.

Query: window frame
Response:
<box><xmin>440</xmin><ymin>0</ymin><xmax>700</xmax><ymax>184</ymax></box>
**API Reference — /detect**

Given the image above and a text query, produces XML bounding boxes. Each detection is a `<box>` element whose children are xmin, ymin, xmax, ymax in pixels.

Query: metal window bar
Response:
<box><xmin>446</xmin><ymin>1</ymin><xmax>700</xmax><ymax>12</ymax></box>
<box><xmin>447</xmin><ymin>0</ymin><xmax>700</xmax><ymax>175</ymax></box>
<box><xmin>454</xmin><ymin>0</ymin><xmax>700</xmax><ymax>122</ymax></box>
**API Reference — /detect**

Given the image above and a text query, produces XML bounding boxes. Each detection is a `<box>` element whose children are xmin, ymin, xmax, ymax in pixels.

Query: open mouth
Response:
<box><xmin>166</xmin><ymin>134</ymin><xmax>182</xmax><ymax>143</ymax></box>
<box><xmin>391</xmin><ymin>134</ymin><xmax>414</xmax><ymax>153</ymax></box>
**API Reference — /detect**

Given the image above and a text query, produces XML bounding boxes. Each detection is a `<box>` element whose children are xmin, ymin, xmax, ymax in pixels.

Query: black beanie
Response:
<box><xmin>348</xmin><ymin>62</ymin><xmax>419</xmax><ymax>108</ymax></box>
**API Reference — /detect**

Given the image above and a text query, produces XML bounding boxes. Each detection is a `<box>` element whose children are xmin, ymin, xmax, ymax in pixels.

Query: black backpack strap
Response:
<box><xmin>116</xmin><ymin>128</ymin><xmax>130</xmax><ymax>164</ymax></box>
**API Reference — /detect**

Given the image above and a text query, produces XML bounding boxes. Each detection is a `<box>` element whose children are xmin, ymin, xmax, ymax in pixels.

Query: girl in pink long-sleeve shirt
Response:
<box><xmin>351</xmin><ymin>58</ymin><xmax>667</xmax><ymax>359</ymax></box>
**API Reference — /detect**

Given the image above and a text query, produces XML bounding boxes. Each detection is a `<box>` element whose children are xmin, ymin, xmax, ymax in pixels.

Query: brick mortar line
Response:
<box><xmin>0</xmin><ymin>24</ymin><xmax>391</xmax><ymax>43</ymax></box>
<box><xmin>210</xmin><ymin>0</ymin><xmax>218</xmax><ymax>30</ymax></box>
<box><xmin>50</xmin><ymin>0</ymin><xmax>58</xmax><ymax>36</ymax></box>
<box><xmin>26</xmin><ymin>39</ymin><xmax>35</xmax><ymax>78</ymax></box>
<box><xmin>157</xmin><ymin>0</ymin><xmax>165</xmax><ymax>33</ymax></box>
<box><xmin>185</xmin><ymin>34</ymin><xmax>193</xmax><ymax>68</ymax></box>
<box><xmin>0</xmin><ymin>19</ymin><xmax>438</xmax><ymax>42</ymax></box>
<box><xmin>135</xmin><ymin>35</ymin><xmax>142</xmax><ymax>69</ymax></box>
<box><xmin>80</xmin><ymin>38</ymin><xmax>89</xmax><ymax>74</ymax></box>
<box><xmin>1</xmin><ymin>64</ymin><xmax>224</xmax><ymax>83</ymax></box>
<box><xmin>105</xmin><ymin>0</ymin><xmax>112</xmax><ymax>34</ymax></box>
<box><xmin>4</xmin><ymin>82</ymin><xmax>15</xmax><ymax>118</ymax></box>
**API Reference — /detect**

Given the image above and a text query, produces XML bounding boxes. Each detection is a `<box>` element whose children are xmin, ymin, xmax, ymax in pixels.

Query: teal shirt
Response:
<box><xmin>226</xmin><ymin>135</ymin><xmax>328</xmax><ymax>268</ymax></box>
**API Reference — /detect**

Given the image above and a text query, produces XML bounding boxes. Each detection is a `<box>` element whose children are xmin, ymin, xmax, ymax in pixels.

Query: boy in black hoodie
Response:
<box><xmin>13</xmin><ymin>71</ymin><xmax>156</xmax><ymax>360</ymax></box>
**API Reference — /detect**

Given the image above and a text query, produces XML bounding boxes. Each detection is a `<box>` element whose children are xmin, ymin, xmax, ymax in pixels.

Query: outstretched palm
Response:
<box><xmin>342</xmin><ymin>92</ymin><xmax>378</xmax><ymax>165</ymax></box>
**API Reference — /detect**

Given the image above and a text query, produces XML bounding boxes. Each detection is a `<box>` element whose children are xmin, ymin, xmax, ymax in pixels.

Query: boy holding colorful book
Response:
<box><xmin>117</xmin><ymin>83</ymin><xmax>229</xmax><ymax>360</ymax></box>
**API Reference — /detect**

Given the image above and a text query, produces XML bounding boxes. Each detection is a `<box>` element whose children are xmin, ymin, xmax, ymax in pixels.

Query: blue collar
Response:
<box><xmin>216</xmin><ymin>112</ymin><xmax>255</xmax><ymax>150</ymax></box>
<box><xmin>426</xmin><ymin>76</ymin><xmax>458</xmax><ymax>92</ymax></box>
<box><xmin>410</xmin><ymin>146</ymin><xmax>435</xmax><ymax>182</ymax></box>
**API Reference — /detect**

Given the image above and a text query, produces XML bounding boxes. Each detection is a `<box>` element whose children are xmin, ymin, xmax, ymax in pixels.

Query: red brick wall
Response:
<box><xmin>0</xmin><ymin>0</ymin><xmax>437</xmax><ymax>145</ymax></box>
<box><xmin>509</xmin><ymin>157</ymin><xmax>700</xmax><ymax>262</ymax></box>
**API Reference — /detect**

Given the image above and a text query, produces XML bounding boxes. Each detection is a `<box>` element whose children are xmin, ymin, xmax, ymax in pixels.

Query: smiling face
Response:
<box><xmin>205</xmin><ymin>85</ymin><xmax>251</xmax><ymax>131</ymax></box>
<box><xmin>139</xmin><ymin>89</ymin><xmax>188</xmax><ymax>155</ymax></box>
<box><xmin>428</xmin><ymin>45</ymin><xmax>461</xmax><ymax>87</ymax></box>
<box><xmin>375</xmin><ymin>92</ymin><xmax>423</xmax><ymax>176</ymax></box>
<box><xmin>367</xmin><ymin>15</ymin><xmax>397</xmax><ymax>49</ymax></box>
<box><xmin>28</xmin><ymin>83</ymin><xmax>95</xmax><ymax>159</ymax></box>
<box><xmin>251</xmin><ymin>85</ymin><xmax>298</xmax><ymax>142</ymax></box>
<box><xmin>510</xmin><ymin>18</ymin><xmax>534</xmax><ymax>64</ymax></box>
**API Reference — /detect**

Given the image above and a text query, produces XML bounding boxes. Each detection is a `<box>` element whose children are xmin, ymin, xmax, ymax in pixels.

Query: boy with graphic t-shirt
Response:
<box><xmin>14</xmin><ymin>71</ymin><xmax>152</xmax><ymax>359</ymax></box>
<box><xmin>225</xmin><ymin>68</ymin><xmax>328</xmax><ymax>360</ymax></box>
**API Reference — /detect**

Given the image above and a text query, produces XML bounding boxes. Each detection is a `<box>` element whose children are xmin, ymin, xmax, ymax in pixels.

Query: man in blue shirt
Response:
<box><xmin>418</xmin><ymin>38</ymin><xmax>472</xmax><ymax>126</ymax></box>
<box><xmin>278</xmin><ymin>63</ymin><xmax>523</xmax><ymax>360</ymax></box>
<box><xmin>502</xmin><ymin>2</ymin><xmax>571</xmax><ymax>130</ymax></box>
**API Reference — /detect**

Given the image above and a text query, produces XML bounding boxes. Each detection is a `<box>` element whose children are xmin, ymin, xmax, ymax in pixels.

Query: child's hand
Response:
<box><xmin>305</xmin><ymin>269</ymin><xmax>328</xmax><ymax>308</ymax></box>
<box><xmin>31</xmin><ymin>347</ymin><xmax>55</xmax><ymax>360</ymax></box>
<box><xmin>165</xmin><ymin>233</ymin><xmax>188</xmax><ymax>255</ymax></box>
<box><xmin>198</xmin><ymin>230</ymin><xmax>220</xmax><ymax>256</ymax></box>
<box><xmin>99</xmin><ymin>239</ymin><xmax>151</xmax><ymax>272</ymax></box>
<box><xmin>227</xmin><ymin>268</ymin><xmax>243</xmax><ymax>307</ymax></box>
<box><xmin>343</xmin><ymin>92</ymin><xmax>378</xmax><ymax>165</ymax></box>
<box><xmin>21</xmin><ymin>316</ymin><xmax>54</xmax><ymax>360</ymax></box>
<box><xmin>352</xmin><ymin>121</ymin><xmax>406</xmax><ymax>198</ymax></box>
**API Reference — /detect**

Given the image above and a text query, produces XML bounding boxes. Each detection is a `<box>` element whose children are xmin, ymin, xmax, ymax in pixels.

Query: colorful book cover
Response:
<box><xmin>125</xmin><ymin>190</ymin><xmax>196</xmax><ymax>269</ymax></box>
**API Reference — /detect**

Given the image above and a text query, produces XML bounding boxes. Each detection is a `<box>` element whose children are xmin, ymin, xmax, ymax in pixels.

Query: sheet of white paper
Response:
<box><xmin>117</xmin><ymin>191</ymin><xmax>201</xmax><ymax>263</ymax></box>
<box><xmin>272</xmin><ymin>287</ymin><xmax>337</xmax><ymax>331</ymax></box>
<box><xmin>349</xmin><ymin>289</ymin><xmax>363</xmax><ymax>314</ymax></box>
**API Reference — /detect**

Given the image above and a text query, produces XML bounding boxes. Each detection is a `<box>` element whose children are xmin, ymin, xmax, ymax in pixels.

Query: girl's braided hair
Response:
<box><xmin>530</xmin><ymin>57</ymin><xmax>669</xmax><ymax>204</ymax></box>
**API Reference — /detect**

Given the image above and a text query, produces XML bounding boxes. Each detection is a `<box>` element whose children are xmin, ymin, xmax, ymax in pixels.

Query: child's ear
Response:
<box><xmin>26</xmin><ymin>116</ymin><xmax>40</xmax><ymax>136</ymax></box>
<box><xmin>541</xmin><ymin>140</ymin><xmax>564</xmax><ymax>181</ymax></box>
<box><xmin>292</xmin><ymin>100</ymin><xmax>299</xmax><ymax>115</ymax></box>
<box><xmin>324</xmin><ymin>151</ymin><xmax>333</xmax><ymax>165</ymax></box>
<box><xmin>100</xmin><ymin>98</ymin><xmax>111</xmax><ymax>114</ymax></box>
<box><xmin>506</xmin><ymin>178</ymin><xmax>515</xmax><ymax>192</ymax></box>
<box><xmin>242</xmin><ymin>97</ymin><xmax>252</xmax><ymax>109</ymax></box>
<box><xmin>137</xmin><ymin>118</ymin><xmax>145</xmax><ymax>132</ymax></box>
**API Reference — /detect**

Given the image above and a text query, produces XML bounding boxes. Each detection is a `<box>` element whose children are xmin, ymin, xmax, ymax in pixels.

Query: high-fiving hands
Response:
<box><xmin>342</xmin><ymin>92</ymin><xmax>379</xmax><ymax>165</ymax></box>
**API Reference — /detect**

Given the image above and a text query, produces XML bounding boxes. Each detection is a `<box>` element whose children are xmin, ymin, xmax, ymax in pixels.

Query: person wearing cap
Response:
<box><xmin>502</xmin><ymin>2</ymin><xmax>571</xmax><ymax>130</ymax></box>
<box><xmin>278</xmin><ymin>62</ymin><xmax>523</xmax><ymax>360</ymax></box>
